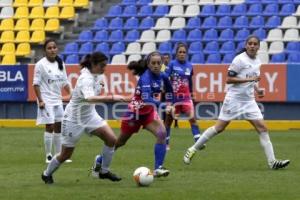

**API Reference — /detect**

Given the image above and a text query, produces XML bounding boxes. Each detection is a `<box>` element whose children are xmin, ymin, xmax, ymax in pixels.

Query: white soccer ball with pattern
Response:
<box><xmin>133</xmin><ymin>167</ymin><xmax>154</xmax><ymax>186</ymax></box>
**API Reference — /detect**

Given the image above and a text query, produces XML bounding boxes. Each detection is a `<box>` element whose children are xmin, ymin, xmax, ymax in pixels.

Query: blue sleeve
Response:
<box><xmin>164</xmin><ymin>61</ymin><xmax>173</xmax><ymax>77</ymax></box>
<box><xmin>162</xmin><ymin>73</ymin><xmax>174</xmax><ymax>103</ymax></box>
<box><xmin>139</xmin><ymin>76</ymin><xmax>161</xmax><ymax>107</ymax></box>
<box><xmin>189</xmin><ymin>67</ymin><xmax>193</xmax><ymax>93</ymax></box>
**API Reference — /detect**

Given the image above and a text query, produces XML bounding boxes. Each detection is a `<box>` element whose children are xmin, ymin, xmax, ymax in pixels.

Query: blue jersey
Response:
<box><xmin>128</xmin><ymin>69</ymin><xmax>173</xmax><ymax>114</ymax></box>
<box><xmin>165</xmin><ymin>59</ymin><xmax>193</xmax><ymax>102</ymax></box>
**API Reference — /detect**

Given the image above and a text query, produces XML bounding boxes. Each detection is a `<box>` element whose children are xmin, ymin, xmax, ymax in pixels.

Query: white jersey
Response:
<box><xmin>64</xmin><ymin>68</ymin><xmax>104</xmax><ymax>124</ymax></box>
<box><xmin>33</xmin><ymin>57</ymin><xmax>69</xmax><ymax>105</ymax></box>
<box><xmin>226</xmin><ymin>52</ymin><xmax>261</xmax><ymax>101</ymax></box>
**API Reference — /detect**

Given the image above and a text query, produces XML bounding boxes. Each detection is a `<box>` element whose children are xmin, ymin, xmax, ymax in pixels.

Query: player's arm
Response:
<box><xmin>33</xmin><ymin>64</ymin><xmax>45</xmax><ymax>109</ymax></box>
<box><xmin>85</xmin><ymin>94</ymin><xmax>125</xmax><ymax>103</ymax></box>
<box><xmin>62</xmin><ymin>65</ymin><xmax>72</xmax><ymax>101</ymax></box>
<box><xmin>226</xmin><ymin>71</ymin><xmax>260</xmax><ymax>84</ymax></box>
<box><xmin>254</xmin><ymin>83</ymin><xmax>265</xmax><ymax>98</ymax></box>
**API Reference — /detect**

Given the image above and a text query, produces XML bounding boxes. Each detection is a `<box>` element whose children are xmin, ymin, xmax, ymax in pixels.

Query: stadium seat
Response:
<box><xmin>199</xmin><ymin>5</ymin><xmax>216</xmax><ymax>16</ymax></box>
<box><xmin>203</xmin><ymin>41</ymin><xmax>219</xmax><ymax>54</ymax></box>
<box><xmin>217</xmin><ymin>16</ymin><xmax>233</xmax><ymax>29</ymax></box>
<box><xmin>249</xmin><ymin>16</ymin><xmax>264</xmax><ymax>29</ymax></box>
<box><xmin>294</xmin><ymin>5</ymin><xmax>300</xmax><ymax>16</ymax></box>
<box><xmin>122</xmin><ymin>5</ymin><xmax>137</xmax><ymax>18</ymax></box>
<box><xmin>235</xmin><ymin>28</ymin><xmax>250</xmax><ymax>41</ymax></box>
<box><xmin>170</xmin><ymin>17</ymin><xmax>186</xmax><ymax>29</ymax></box>
<box><xmin>0</xmin><ymin>7</ymin><xmax>14</xmax><ymax>19</ymax></box>
<box><xmin>259</xmin><ymin>41</ymin><xmax>268</xmax><ymax>53</ymax></box>
<box><xmin>45</xmin><ymin>18</ymin><xmax>60</xmax><ymax>32</ymax></box>
<box><xmin>110</xmin><ymin>42</ymin><xmax>125</xmax><ymax>55</ymax></box>
<box><xmin>280</xmin><ymin>16</ymin><xmax>298</xmax><ymax>29</ymax></box>
<box><xmin>156</xmin><ymin>30</ymin><xmax>171</xmax><ymax>42</ymax></box>
<box><xmin>107</xmin><ymin>5</ymin><xmax>122</xmax><ymax>18</ymax></box>
<box><xmin>15</xmin><ymin>31</ymin><xmax>30</xmax><ymax>43</ymax></box>
<box><xmin>222</xmin><ymin>53</ymin><xmax>235</xmax><ymax>63</ymax></box>
<box><xmin>74</xmin><ymin>0</ymin><xmax>89</xmax><ymax>8</ymax></box>
<box><xmin>153</xmin><ymin>17</ymin><xmax>170</xmax><ymax>30</ymax></box>
<box><xmin>278</xmin><ymin>0</ymin><xmax>294</xmax><ymax>3</ymax></box>
<box><xmin>109</xmin><ymin>30</ymin><xmax>124</xmax><ymax>42</ymax></box>
<box><xmin>271</xmin><ymin>52</ymin><xmax>286</xmax><ymax>63</ymax></box>
<box><xmin>108</xmin><ymin>17</ymin><xmax>123</xmax><ymax>30</ymax></box>
<box><xmin>65</xmin><ymin>54</ymin><xmax>79</xmax><ymax>64</ymax></box>
<box><xmin>257</xmin><ymin>52</ymin><xmax>269</xmax><ymax>63</ymax></box>
<box><xmin>111</xmin><ymin>54</ymin><xmax>126</xmax><ymax>64</ymax></box>
<box><xmin>62</xmin><ymin>42</ymin><xmax>79</xmax><ymax>55</ymax></box>
<box><xmin>219</xmin><ymin>41</ymin><xmax>235</xmax><ymax>54</ymax></box>
<box><xmin>91</xmin><ymin>18</ymin><xmax>108</xmax><ymax>31</ymax></box>
<box><xmin>171</xmin><ymin>29</ymin><xmax>186</xmax><ymax>42</ymax></box>
<box><xmin>215</xmin><ymin>0</ymin><xmax>230</xmax><ymax>3</ymax></box>
<box><xmin>236</xmin><ymin>41</ymin><xmax>245</xmax><ymax>52</ymax></box>
<box><xmin>247</xmin><ymin>4</ymin><xmax>263</xmax><ymax>16</ymax></box>
<box><xmin>79</xmin><ymin>42</ymin><xmax>93</xmax><ymax>55</ymax></box>
<box><xmin>231</xmin><ymin>4</ymin><xmax>246</xmax><ymax>16</ymax></box>
<box><xmin>279</xmin><ymin>4</ymin><xmax>295</xmax><ymax>16</ymax></box>
<box><xmin>29</xmin><ymin>6</ymin><xmax>44</xmax><ymax>19</ymax></box>
<box><xmin>1</xmin><ymin>0</ymin><xmax>13</xmax><ymax>7</ymax></box>
<box><xmin>137</xmin><ymin>0</ymin><xmax>152</xmax><ymax>5</ymax></box>
<box><xmin>43</xmin><ymin>0</ymin><xmax>58</xmax><ymax>7</ymax></box>
<box><xmin>253</xmin><ymin>28</ymin><xmax>266</xmax><ymax>40</ymax></box>
<box><xmin>141</xmin><ymin>42</ymin><xmax>156</xmax><ymax>55</ymax></box>
<box><xmin>93</xmin><ymin>30</ymin><xmax>108</xmax><ymax>42</ymax></box>
<box><xmin>184</xmin><ymin>5</ymin><xmax>200</xmax><ymax>17</ymax></box>
<box><xmin>151</xmin><ymin>0</ymin><xmax>168</xmax><ymax>5</ymax></box>
<box><xmin>95</xmin><ymin>42</ymin><xmax>109</xmax><ymax>55</ymax></box>
<box><xmin>198</xmin><ymin>0</ymin><xmax>214</xmax><ymax>5</ymax></box>
<box><xmin>168</xmin><ymin>0</ymin><xmax>183</xmax><ymax>5</ymax></box>
<box><xmin>60</xmin><ymin>6</ymin><xmax>75</xmax><ymax>19</ymax></box>
<box><xmin>268</xmin><ymin>41</ymin><xmax>284</xmax><ymax>54</ymax></box>
<box><xmin>1</xmin><ymin>54</ymin><xmax>16</xmax><ymax>65</ymax></box>
<box><xmin>15</xmin><ymin>42</ymin><xmax>31</xmax><ymax>56</ymax></box>
<box><xmin>216</xmin><ymin>4</ymin><xmax>231</xmax><ymax>16</ymax></box>
<box><xmin>0</xmin><ymin>18</ymin><xmax>14</xmax><ymax>31</ymax></box>
<box><xmin>201</xmin><ymin>16</ymin><xmax>217</xmax><ymax>29</ymax></box>
<box><xmin>262</xmin><ymin>4</ymin><xmax>279</xmax><ymax>16</ymax></box>
<box><xmin>137</xmin><ymin>5</ymin><xmax>153</xmax><ymax>17</ymax></box>
<box><xmin>139</xmin><ymin>17</ymin><xmax>154</xmax><ymax>30</ymax></box>
<box><xmin>202</xmin><ymin>28</ymin><xmax>218</xmax><ymax>41</ymax></box>
<box><xmin>124</xmin><ymin>42</ymin><xmax>141</xmax><ymax>55</ymax></box>
<box><xmin>0</xmin><ymin>31</ymin><xmax>14</xmax><ymax>43</ymax></box>
<box><xmin>158</xmin><ymin>41</ymin><xmax>172</xmax><ymax>54</ymax></box>
<box><xmin>206</xmin><ymin>53</ymin><xmax>221</xmax><ymax>64</ymax></box>
<box><xmin>188</xmin><ymin>41</ymin><xmax>203</xmax><ymax>54</ymax></box>
<box><xmin>138</xmin><ymin>30</ymin><xmax>155</xmax><ymax>42</ymax></box>
<box><xmin>14</xmin><ymin>6</ymin><xmax>29</xmax><ymax>19</ymax></box>
<box><xmin>219</xmin><ymin>29</ymin><xmax>234</xmax><ymax>41</ymax></box>
<box><xmin>287</xmin><ymin>52</ymin><xmax>300</xmax><ymax>63</ymax></box>
<box><xmin>0</xmin><ymin>43</ymin><xmax>15</xmax><ymax>55</ymax></box>
<box><xmin>30</xmin><ymin>30</ymin><xmax>45</xmax><ymax>43</ymax></box>
<box><xmin>187</xmin><ymin>29</ymin><xmax>202</xmax><ymax>42</ymax></box>
<box><xmin>44</xmin><ymin>6</ymin><xmax>59</xmax><ymax>19</ymax></box>
<box><xmin>233</xmin><ymin>16</ymin><xmax>249</xmax><ymax>29</ymax></box>
<box><xmin>168</xmin><ymin>5</ymin><xmax>184</xmax><ymax>17</ymax></box>
<box><xmin>185</xmin><ymin>17</ymin><xmax>201</xmax><ymax>30</ymax></box>
<box><xmin>283</xmin><ymin>29</ymin><xmax>299</xmax><ymax>41</ymax></box>
<box><xmin>58</xmin><ymin>0</ymin><xmax>73</xmax><ymax>7</ymax></box>
<box><xmin>266</xmin><ymin>29</ymin><xmax>283</xmax><ymax>41</ymax></box>
<box><xmin>121</xmin><ymin>0</ymin><xmax>136</xmax><ymax>5</ymax></box>
<box><xmin>153</xmin><ymin>5</ymin><xmax>169</xmax><ymax>17</ymax></box>
<box><xmin>127</xmin><ymin>54</ymin><xmax>142</xmax><ymax>63</ymax></box>
<box><xmin>190</xmin><ymin>53</ymin><xmax>204</xmax><ymax>64</ymax></box>
<box><xmin>77</xmin><ymin>30</ymin><xmax>93</xmax><ymax>43</ymax></box>
<box><xmin>124</xmin><ymin>30</ymin><xmax>140</xmax><ymax>42</ymax></box>
<box><xmin>13</xmin><ymin>0</ymin><xmax>28</xmax><ymax>7</ymax></box>
<box><xmin>285</xmin><ymin>42</ymin><xmax>300</xmax><ymax>53</ymax></box>
<box><xmin>123</xmin><ymin>17</ymin><xmax>139</xmax><ymax>30</ymax></box>
<box><xmin>265</xmin><ymin>16</ymin><xmax>281</xmax><ymax>29</ymax></box>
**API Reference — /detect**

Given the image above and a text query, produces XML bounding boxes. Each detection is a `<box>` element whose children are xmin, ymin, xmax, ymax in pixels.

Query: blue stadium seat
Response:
<box><xmin>235</xmin><ymin>28</ymin><xmax>250</xmax><ymax>41</ymax></box>
<box><xmin>216</xmin><ymin>4</ymin><xmax>231</xmax><ymax>16</ymax></box>
<box><xmin>231</xmin><ymin>4</ymin><xmax>246</xmax><ymax>16</ymax></box>
<box><xmin>199</xmin><ymin>5</ymin><xmax>216</xmax><ymax>16</ymax></box>
<box><xmin>249</xmin><ymin>16</ymin><xmax>264</xmax><ymax>29</ymax></box>
<box><xmin>108</xmin><ymin>17</ymin><xmax>123</xmax><ymax>30</ymax></box>
<box><xmin>62</xmin><ymin>42</ymin><xmax>78</xmax><ymax>55</ymax></box>
<box><xmin>203</xmin><ymin>41</ymin><xmax>219</xmax><ymax>54</ymax></box>
<box><xmin>107</xmin><ymin>5</ymin><xmax>122</xmax><ymax>18</ymax></box>
<box><xmin>190</xmin><ymin>53</ymin><xmax>205</xmax><ymax>64</ymax></box>
<box><xmin>108</xmin><ymin>30</ymin><xmax>123</xmax><ymax>42</ymax></box>
<box><xmin>222</xmin><ymin>53</ymin><xmax>235</xmax><ymax>63</ymax></box>
<box><xmin>137</xmin><ymin>5</ymin><xmax>153</xmax><ymax>17</ymax></box>
<box><xmin>263</xmin><ymin>4</ymin><xmax>279</xmax><ymax>16</ymax></box>
<box><xmin>110</xmin><ymin>42</ymin><xmax>125</xmax><ymax>55</ymax></box>
<box><xmin>79</xmin><ymin>42</ymin><xmax>93</xmax><ymax>55</ymax></box>
<box><xmin>185</xmin><ymin>17</ymin><xmax>201</xmax><ymax>30</ymax></box>
<box><xmin>158</xmin><ymin>41</ymin><xmax>172</xmax><ymax>54</ymax></box>
<box><xmin>122</xmin><ymin>5</ymin><xmax>137</xmax><ymax>18</ymax></box>
<box><xmin>124</xmin><ymin>29</ymin><xmax>140</xmax><ymax>42</ymax></box>
<box><xmin>279</xmin><ymin>4</ymin><xmax>295</xmax><ymax>16</ymax></box>
<box><xmin>245</xmin><ymin>0</ymin><xmax>261</xmax><ymax>4</ymax></box>
<box><xmin>287</xmin><ymin>52</ymin><xmax>300</xmax><ymax>63</ymax></box>
<box><xmin>95</xmin><ymin>42</ymin><xmax>110</xmax><ymax>55</ymax></box>
<box><xmin>233</xmin><ymin>16</ymin><xmax>249</xmax><ymax>29</ymax></box>
<box><xmin>202</xmin><ymin>28</ymin><xmax>218</xmax><ymax>41</ymax></box>
<box><xmin>201</xmin><ymin>16</ymin><xmax>217</xmax><ymax>29</ymax></box>
<box><xmin>188</xmin><ymin>41</ymin><xmax>203</xmax><ymax>54</ymax></box>
<box><xmin>187</xmin><ymin>29</ymin><xmax>202</xmax><ymax>42</ymax></box>
<box><xmin>265</xmin><ymin>16</ymin><xmax>281</xmax><ymax>29</ymax></box>
<box><xmin>219</xmin><ymin>41</ymin><xmax>235</xmax><ymax>54</ymax></box>
<box><xmin>253</xmin><ymin>28</ymin><xmax>266</xmax><ymax>40</ymax></box>
<box><xmin>217</xmin><ymin>16</ymin><xmax>233</xmax><ymax>29</ymax></box>
<box><xmin>139</xmin><ymin>17</ymin><xmax>154</xmax><ymax>30</ymax></box>
<box><xmin>94</xmin><ymin>30</ymin><xmax>108</xmax><ymax>42</ymax></box>
<box><xmin>65</xmin><ymin>54</ymin><xmax>79</xmax><ymax>64</ymax></box>
<box><xmin>121</xmin><ymin>0</ymin><xmax>136</xmax><ymax>6</ymax></box>
<box><xmin>278</xmin><ymin>0</ymin><xmax>294</xmax><ymax>3</ymax></box>
<box><xmin>236</xmin><ymin>41</ymin><xmax>245</xmax><ymax>52</ymax></box>
<box><xmin>123</xmin><ymin>17</ymin><xmax>139</xmax><ymax>30</ymax></box>
<box><xmin>137</xmin><ymin>0</ymin><xmax>152</xmax><ymax>5</ymax></box>
<box><xmin>171</xmin><ymin>29</ymin><xmax>186</xmax><ymax>42</ymax></box>
<box><xmin>271</xmin><ymin>52</ymin><xmax>286</xmax><ymax>63</ymax></box>
<box><xmin>77</xmin><ymin>30</ymin><xmax>93</xmax><ymax>43</ymax></box>
<box><xmin>91</xmin><ymin>18</ymin><xmax>108</xmax><ymax>31</ymax></box>
<box><xmin>286</xmin><ymin>42</ymin><xmax>300</xmax><ymax>53</ymax></box>
<box><xmin>206</xmin><ymin>53</ymin><xmax>221</xmax><ymax>64</ymax></box>
<box><xmin>247</xmin><ymin>4</ymin><xmax>263</xmax><ymax>16</ymax></box>
<box><xmin>153</xmin><ymin>5</ymin><xmax>169</xmax><ymax>17</ymax></box>
<box><xmin>262</xmin><ymin>0</ymin><xmax>278</xmax><ymax>3</ymax></box>
<box><xmin>219</xmin><ymin>28</ymin><xmax>234</xmax><ymax>41</ymax></box>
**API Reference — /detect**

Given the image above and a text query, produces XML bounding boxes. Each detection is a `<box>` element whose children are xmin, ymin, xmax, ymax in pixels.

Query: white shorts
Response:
<box><xmin>36</xmin><ymin>104</ymin><xmax>64</xmax><ymax>125</ymax></box>
<box><xmin>218</xmin><ymin>97</ymin><xmax>263</xmax><ymax>121</ymax></box>
<box><xmin>61</xmin><ymin>114</ymin><xmax>107</xmax><ymax>147</ymax></box>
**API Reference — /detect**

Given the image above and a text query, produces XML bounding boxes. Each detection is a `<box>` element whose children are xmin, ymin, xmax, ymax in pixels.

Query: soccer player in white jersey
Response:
<box><xmin>41</xmin><ymin>52</ymin><xmax>125</xmax><ymax>184</ymax></box>
<box><xmin>183</xmin><ymin>35</ymin><xmax>290</xmax><ymax>170</ymax></box>
<box><xmin>33</xmin><ymin>39</ymin><xmax>72</xmax><ymax>164</ymax></box>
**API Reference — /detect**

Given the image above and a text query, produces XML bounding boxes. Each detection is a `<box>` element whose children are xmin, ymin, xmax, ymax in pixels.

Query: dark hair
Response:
<box><xmin>175</xmin><ymin>42</ymin><xmax>188</xmax><ymax>54</ymax></box>
<box><xmin>236</xmin><ymin>35</ymin><xmax>260</xmax><ymax>55</ymax></box>
<box><xmin>80</xmin><ymin>52</ymin><xmax>108</xmax><ymax>70</ymax></box>
<box><xmin>145</xmin><ymin>51</ymin><xmax>162</xmax><ymax>65</ymax></box>
<box><xmin>127</xmin><ymin>59</ymin><xmax>147</xmax><ymax>76</ymax></box>
<box><xmin>43</xmin><ymin>38</ymin><xmax>64</xmax><ymax>71</ymax></box>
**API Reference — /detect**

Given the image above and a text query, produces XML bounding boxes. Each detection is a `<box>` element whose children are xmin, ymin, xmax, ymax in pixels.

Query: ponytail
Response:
<box><xmin>55</xmin><ymin>55</ymin><xmax>64</xmax><ymax>71</ymax></box>
<box><xmin>80</xmin><ymin>52</ymin><xmax>108</xmax><ymax>71</ymax></box>
<box><xmin>127</xmin><ymin>59</ymin><xmax>147</xmax><ymax>76</ymax></box>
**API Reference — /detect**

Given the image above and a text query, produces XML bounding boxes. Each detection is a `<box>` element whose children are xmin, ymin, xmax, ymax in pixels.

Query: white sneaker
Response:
<box><xmin>153</xmin><ymin>166</ymin><xmax>169</xmax><ymax>178</ymax></box>
<box><xmin>65</xmin><ymin>159</ymin><xmax>72</xmax><ymax>163</ymax></box>
<box><xmin>91</xmin><ymin>155</ymin><xmax>102</xmax><ymax>178</ymax></box>
<box><xmin>45</xmin><ymin>154</ymin><xmax>52</xmax><ymax>164</ymax></box>
<box><xmin>166</xmin><ymin>145</ymin><xmax>170</xmax><ymax>151</ymax></box>
<box><xmin>269</xmin><ymin>159</ymin><xmax>290</xmax><ymax>170</ymax></box>
<box><xmin>183</xmin><ymin>147</ymin><xmax>196</xmax><ymax>165</ymax></box>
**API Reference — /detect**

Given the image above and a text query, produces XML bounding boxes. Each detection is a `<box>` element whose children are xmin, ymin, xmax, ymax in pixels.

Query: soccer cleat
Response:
<box><xmin>183</xmin><ymin>147</ymin><xmax>196</xmax><ymax>165</ymax></box>
<box><xmin>270</xmin><ymin>159</ymin><xmax>290</xmax><ymax>170</ymax></box>
<box><xmin>153</xmin><ymin>166</ymin><xmax>170</xmax><ymax>178</ymax></box>
<box><xmin>45</xmin><ymin>154</ymin><xmax>52</xmax><ymax>164</ymax></box>
<box><xmin>99</xmin><ymin>171</ymin><xmax>122</xmax><ymax>182</ymax></box>
<box><xmin>166</xmin><ymin>145</ymin><xmax>171</xmax><ymax>151</ymax></box>
<box><xmin>90</xmin><ymin>155</ymin><xmax>102</xmax><ymax>178</ymax></box>
<box><xmin>65</xmin><ymin>159</ymin><xmax>72</xmax><ymax>163</ymax></box>
<box><xmin>41</xmin><ymin>173</ymin><xmax>54</xmax><ymax>184</ymax></box>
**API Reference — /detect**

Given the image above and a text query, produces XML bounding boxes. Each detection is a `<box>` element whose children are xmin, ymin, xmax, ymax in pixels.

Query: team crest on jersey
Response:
<box><xmin>185</xmin><ymin>68</ymin><xmax>191</xmax><ymax>75</ymax></box>
<box><xmin>152</xmin><ymin>82</ymin><xmax>159</xmax><ymax>88</ymax></box>
<box><xmin>48</xmin><ymin>70</ymin><xmax>52</xmax><ymax>73</ymax></box>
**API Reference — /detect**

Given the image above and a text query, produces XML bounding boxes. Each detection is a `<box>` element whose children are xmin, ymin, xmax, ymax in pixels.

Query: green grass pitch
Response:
<box><xmin>0</xmin><ymin>128</ymin><xmax>299</xmax><ymax>200</ymax></box>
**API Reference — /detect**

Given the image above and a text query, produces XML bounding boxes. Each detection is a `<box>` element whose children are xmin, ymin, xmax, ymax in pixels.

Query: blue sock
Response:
<box><xmin>166</xmin><ymin>127</ymin><xmax>171</xmax><ymax>145</ymax></box>
<box><xmin>96</xmin><ymin>155</ymin><xmax>102</xmax><ymax>164</ymax></box>
<box><xmin>191</xmin><ymin>124</ymin><xmax>201</xmax><ymax>142</ymax></box>
<box><xmin>154</xmin><ymin>143</ymin><xmax>166</xmax><ymax>169</ymax></box>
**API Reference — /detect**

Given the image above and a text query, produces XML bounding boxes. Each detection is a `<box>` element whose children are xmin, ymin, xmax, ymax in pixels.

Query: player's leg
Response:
<box><xmin>164</xmin><ymin>113</ymin><xmax>173</xmax><ymax>150</ymax></box>
<box><xmin>184</xmin><ymin>101</ymin><xmax>201</xmax><ymax>142</ymax></box>
<box><xmin>249</xmin><ymin>119</ymin><xmax>290</xmax><ymax>169</ymax></box>
<box><xmin>44</xmin><ymin>124</ymin><xmax>54</xmax><ymax>163</ymax></box>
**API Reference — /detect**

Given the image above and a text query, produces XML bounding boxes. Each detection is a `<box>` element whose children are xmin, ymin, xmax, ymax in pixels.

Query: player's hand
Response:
<box><xmin>39</xmin><ymin>101</ymin><xmax>45</xmax><ymax>109</ymax></box>
<box><xmin>166</xmin><ymin>105</ymin><xmax>173</xmax><ymax>114</ymax></box>
<box><xmin>256</xmin><ymin>88</ymin><xmax>265</xmax><ymax>98</ymax></box>
<box><xmin>252</xmin><ymin>76</ymin><xmax>261</xmax><ymax>82</ymax></box>
<box><xmin>112</xmin><ymin>94</ymin><xmax>126</xmax><ymax>102</ymax></box>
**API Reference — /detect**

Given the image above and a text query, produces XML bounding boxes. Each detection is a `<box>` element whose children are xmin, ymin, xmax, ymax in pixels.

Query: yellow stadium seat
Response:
<box><xmin>44</xmin><ymin>6</ymin><xmax>60</xmax><ymax>18</ymax></box>
<box><xmin>30</xmin><ymin>30</ymin><xmax>45</xmax><ymax>43</ymax></box>
<box><xmin>30</xmin><ymin>18</ymin><xmax>45</xmax><ymax>31</ymax></box>
<box><xmin>74</xmin><ymin>0</ymin><xmax>89</xmax><ymax>8</ymax></box>
<box><xmin>29</xmin><ymin>6</ymin><xmax>44</xmax><ymax>19</ymax></box>
<box><xmin>15</xmin><ymin>31</ymin><xmax>30</xmax><ymax>43</ymax></box>
<box><xmin>28</xmin><ymin>0</ymin><xmax>43</xmax><ymax>7</ymax></box>
<box><xmin>59</xmin><ymin>6</ymin><xmax>75</xmax><ymax>19</ymax></box>
<box><xmin>15</xmin><ymin>43</ymin><xmax>31</xmax><ymax>56</ymax></box>
<box><xmin>45</xmin><ymin>18</ymin><xmax>60</xmax><ymax>32</ymax></box>
<box><xmin>14</xmin><ymin>18</ymin><xmax>30</xmax><ymax>31</ymax></box>
<box><xmin>58</xmin><ymin>0</ymin><xmax>73</xmax><ymax>7</ymax></box>
<box><xmin>14</xmin><ymin>6</ymin><xmax>29</xmax><ymax>19</ymax></box>
<box><xmin>0</xmin><ymin>43</ymin><xmax>15</xmax><ymax>55</ymax></box>
<box><xmin>0</xmin><ymin>31</ymin><xmax>15</xmax><ymax>43</ymax></box>
<box><xmin>1</xmin><ymin>54</ymin><xmax>16</xmax><ymax>65</ymax></box>
<box><xmin>13</xmin><ymin>0</ymin><xmax>28</xmax><ymax>7</ymax></box>
<box><xmin>0</xmin><ymin>18</ymin><xmax>14</xmax><ymax>31</ymax></box>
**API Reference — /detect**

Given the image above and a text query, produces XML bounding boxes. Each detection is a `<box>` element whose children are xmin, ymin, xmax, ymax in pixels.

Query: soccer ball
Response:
<box><xmin>133</xmin><ymin>167</ymin><xmax>154</xmax><ymax>187</ymax></box>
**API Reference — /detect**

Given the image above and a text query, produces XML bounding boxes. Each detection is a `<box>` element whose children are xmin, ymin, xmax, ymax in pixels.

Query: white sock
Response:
<box><xmin>44</xmin><ymin>132</ymin><xmax>53</xmax><ymax>156</ymax></box>
<box><xmin>259</xmin><ymin>132</ymin><xmax>275</xmax><ymax>164</ymax></box>
<box><xmin>100</xmin><ymin>145</ymin><xmax>114</xmax><ymax>174</ymax></box>
<box><xmin>44</xmin><ymin>156</ymin><xmax>61</xmax><ymax>176</ymax></box>
<box><xmin>53</xmin><ymin>133</ymin><xmax>62</xmax><ymax>155</ymax></box>
<box><xmin>192</xmin><ymin>126</ymin><xmax>218</xmax><ymax>150</ymax></box>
